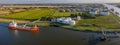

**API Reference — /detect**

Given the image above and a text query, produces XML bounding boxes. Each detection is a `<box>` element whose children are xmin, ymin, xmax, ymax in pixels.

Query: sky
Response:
<box><xmin>0</xmin><ymin>0</ymin><xmax>119</xmax><ymax>4</ymax></box>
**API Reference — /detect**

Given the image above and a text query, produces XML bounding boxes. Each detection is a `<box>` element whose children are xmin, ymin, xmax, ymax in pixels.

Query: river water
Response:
<box><xmin>0</xmin><ymin>22</ymin><xmax>120</xmax><ymax>45</ymax></box>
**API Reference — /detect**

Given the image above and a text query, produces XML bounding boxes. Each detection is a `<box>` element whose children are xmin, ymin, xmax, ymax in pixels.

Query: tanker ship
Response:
<box><xmin>8</xmin><ymin>21</ymin><xmax>39</xmax><ymax>32</ymax></box>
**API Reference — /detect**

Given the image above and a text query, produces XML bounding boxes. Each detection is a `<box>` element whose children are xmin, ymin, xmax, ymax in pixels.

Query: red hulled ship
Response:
<box><xmin>8</xmin><ymin>21</ymin><xmax>39</xmax><ymax>32</ymax></box>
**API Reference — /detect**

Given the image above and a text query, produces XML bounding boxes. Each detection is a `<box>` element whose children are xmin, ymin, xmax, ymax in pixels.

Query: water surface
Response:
<box><xmin>0</xmin><ymin>23</ymin><xmax>91</xmax><ymax>45</ymax></box>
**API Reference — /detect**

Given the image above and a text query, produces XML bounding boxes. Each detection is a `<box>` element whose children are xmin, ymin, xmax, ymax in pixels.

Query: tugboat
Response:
<box><xmin>8</xmin><ymin>21</ymin><xmax>39</xmax><ymax>32</ymax></box>
<box><xmin>100</xmin><ymin>34</ymin><xmax>107</xmax><ymax>41</ymax></box>
<box><xmin>99</xmin><ymin>27</ymin><xmax>108</xmax><ymax>41</ymax></box>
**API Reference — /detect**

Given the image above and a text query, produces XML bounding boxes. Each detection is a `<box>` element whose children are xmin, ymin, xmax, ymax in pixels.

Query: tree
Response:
<box><xmin>79</xmin><ymin>12</ymin><xmax>96</xmax><ymax>19</ymax></box>
<box><xmin>71</xmin><ymin>13</ymin><xmax>77</xmax><ymax>18</ymax></box>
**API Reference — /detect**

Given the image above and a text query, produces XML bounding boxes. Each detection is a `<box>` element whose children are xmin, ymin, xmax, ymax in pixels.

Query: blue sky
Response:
<box><xmin>0</xmin><ymin>0</ymin><xmax>119</xmax><ymax>4</ymax></box>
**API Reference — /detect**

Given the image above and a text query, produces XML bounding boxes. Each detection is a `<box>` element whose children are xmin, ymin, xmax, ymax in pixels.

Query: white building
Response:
<box><xmin>51</xmin><ymin>17</ymin><xmax>75</xmax><ymax>25</ymax></box>
<box><xmin>89</xmin><ymin>8</ymin><xmax>100</xmax><ymax>14</ymax></box>
<box><xmin>100</xmin><ymin>10</ymin><xmax>110</xmax><ymax>15</ymax></box>
<box><xmin>89</xmin><ymin>10</ymin><xmax>98</xmax><ymax>14</ymax></box>
<box><xmin>77</xmin><ymin>16</ymin><xmax>81</xmax><ymax>20</ymax></box>
<box><xmin>60</xmin><ymin>9</ymin><xmax>66</xmax><ymax>12</ymax></box>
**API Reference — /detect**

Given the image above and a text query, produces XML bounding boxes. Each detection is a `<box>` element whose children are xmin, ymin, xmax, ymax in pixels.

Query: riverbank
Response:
<box><xmin>0</xmin><ymin>18</ymin><xmax>51</xmax><ymax>26</ymax></box>
<box><xmin>0</xmin><ymin>18</ymin><xmax>29</xmax><ymax>23</ymax></box>
<box><xmin>1</xmin><ymin>18</ymin><xmax>120</xmax><ymax>32</ymax></box>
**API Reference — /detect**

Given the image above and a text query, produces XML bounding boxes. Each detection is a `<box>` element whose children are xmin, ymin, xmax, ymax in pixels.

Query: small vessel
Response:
<box><xmin>8</xmin><ymin>21</ymin><xmax>39</xmax><ymax>32</ymax></box>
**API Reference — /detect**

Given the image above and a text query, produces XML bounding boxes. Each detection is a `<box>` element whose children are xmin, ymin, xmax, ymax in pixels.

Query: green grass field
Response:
<box><xmin>78</xmin><ymin>15</ymin><xmax>120</xmax><ymax>28</ymax></box>
<box><xmin>1</xmin><ymin>9</ymin><xmax>72</xmax><ymax>20</ymax></box>
<box><xmin>2</xmin><ymin>9</ymin><xmax>55</xmax><ymax>20</ymax></box>
<box><xmin>59</xmin><ymin>14</ymin><xmax>120</xmax><ymax>32</ymax></box>
<box><xmin>53</xmin><ymin>11</ymin><xmax>72</xmax><ymax>17</ymax></box>
<box><xmin>71</xmin><ymin>15</ymin><xmax>120</xmax><ymax>31</ymax></box>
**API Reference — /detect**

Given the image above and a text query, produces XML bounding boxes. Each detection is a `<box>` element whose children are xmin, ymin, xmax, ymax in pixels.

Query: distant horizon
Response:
<box><xmin>0</xmin><ymin>0</ymin><xmax>119</xmax><ymax>4</ymax></box>
<box><xmin>0</xmin><ymin>2</ymin><xmax>119</xmax><ymax>4</ymax></box>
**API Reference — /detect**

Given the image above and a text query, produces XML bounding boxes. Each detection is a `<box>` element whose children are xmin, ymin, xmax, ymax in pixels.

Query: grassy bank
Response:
<box><xmin>60</xmin><ymin>14</ymin><xmax>120</xmax><ymax>32</ymax></box>
<box><xmin>0</xmin><ymin>18</ymin><xmax>51</xmax><ymax>26</ymax></box>
<box><xmin>0</xmin><ymin>18</ymin><xmax>29</xmax><ymax>23</ymax></box>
